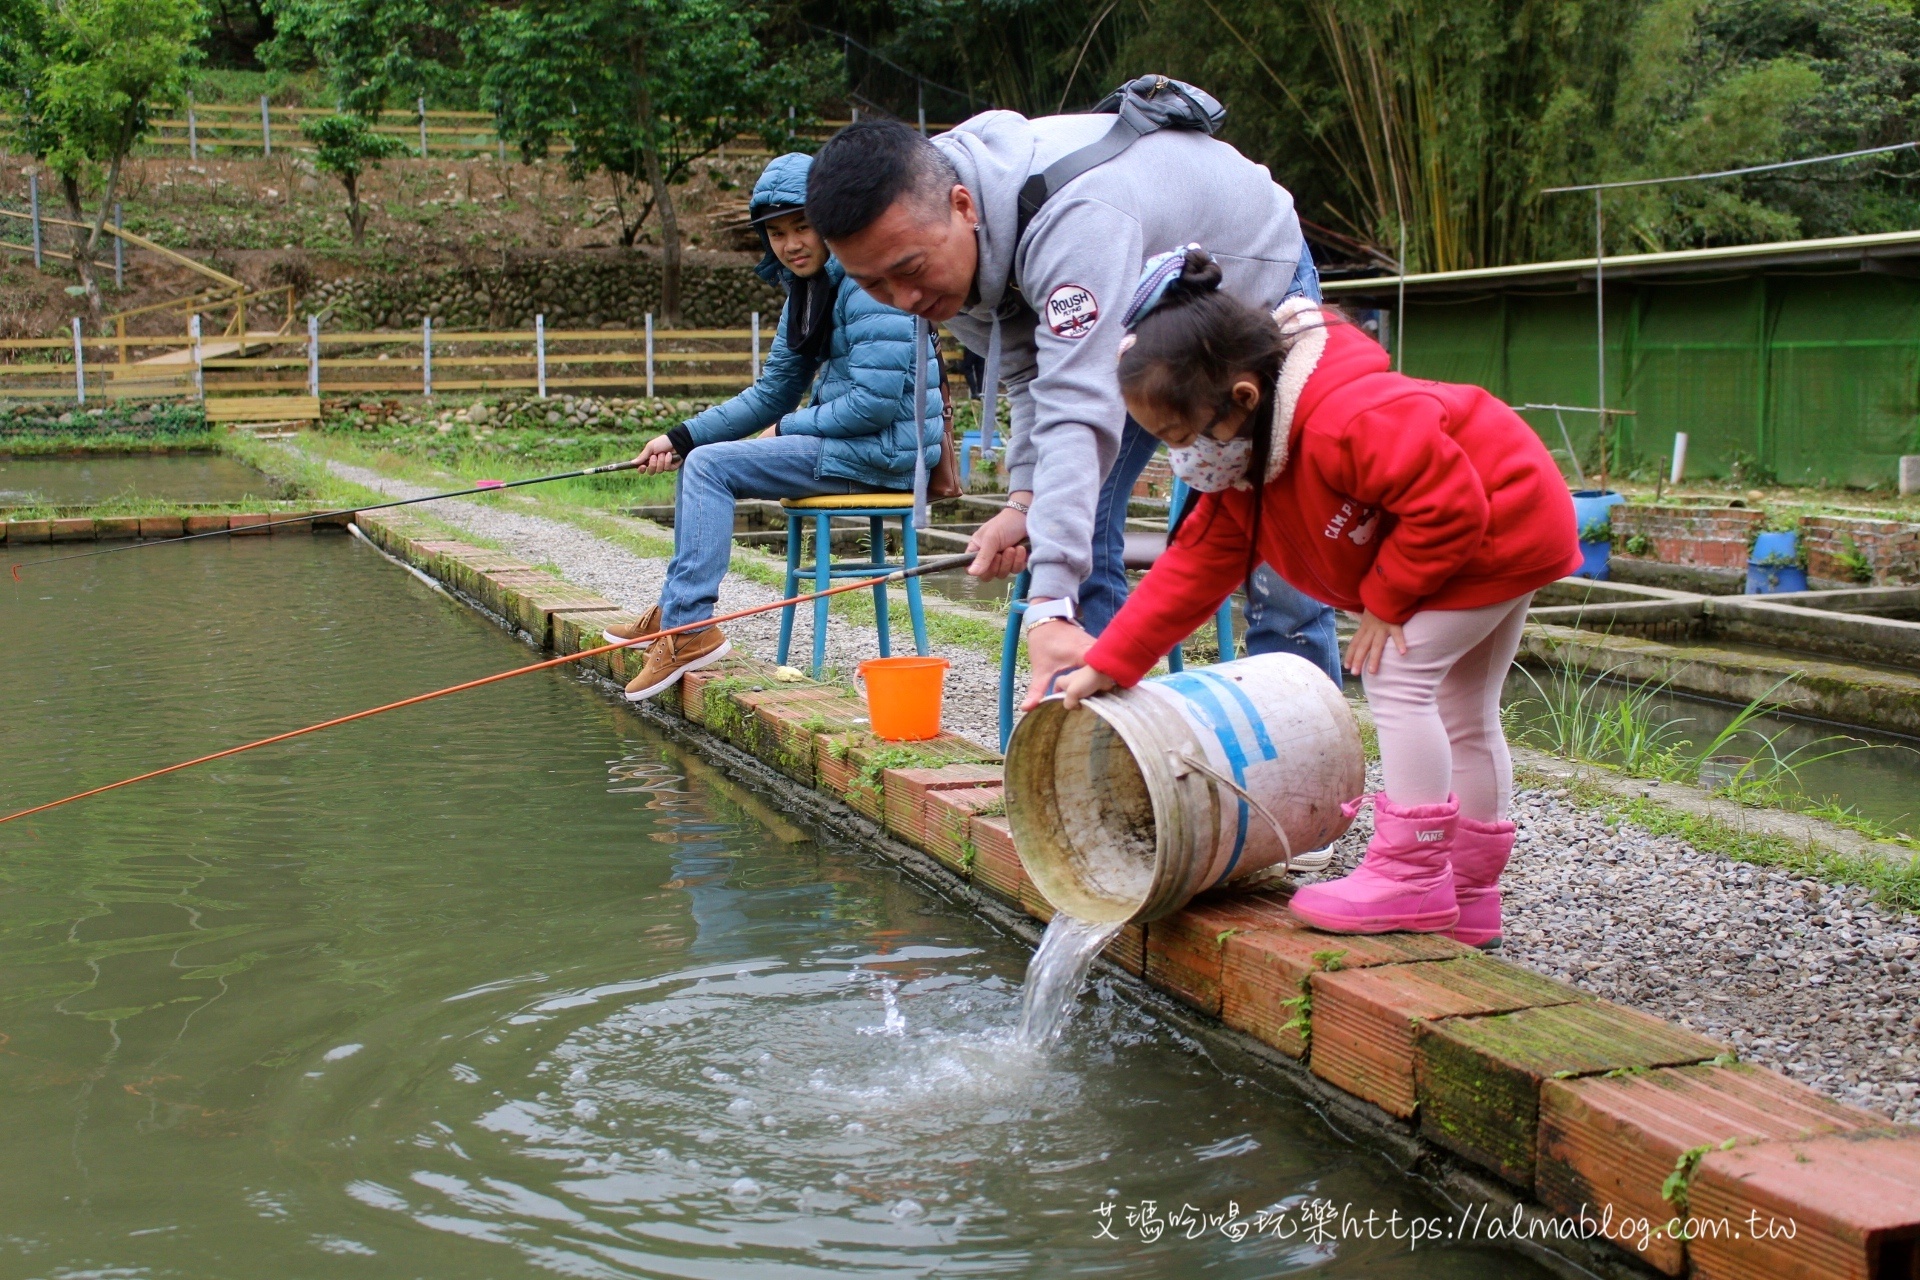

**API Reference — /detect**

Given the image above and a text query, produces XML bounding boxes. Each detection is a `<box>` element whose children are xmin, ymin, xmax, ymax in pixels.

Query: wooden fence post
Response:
<box><xmin>29</xmin><ymin>172</ymin><xmax>41</xmax><ymax>270</ymax></box>
<box><xmin>188</xmin><ymin>96</ymin><xmax>199</xmax><ymax>161</ymax></box>
<box><xmin>113</xmin><ymin>202</ymin><xmax>123</xmax><ymax>289</ymax></box>
<box><xmin>645</xmin><ymin>313</ymin><xmax>655</xmax><ymax>398</ymax></box>
<box><xmin>418</xmin><ymin>97</ymin><xmax>428</xmax><ymax>158</ymax></box>
<box><xmin>71</xmin><ymin>317</ymin><xmax>85</xmax><ymax>405</ymax></box>
<box><xmin>751</xmin><ymin>311</ymin><xmax>760</xmax><ymax>379</ymax></box>
<box><xmin>308</xmin><ymin>315</ymin><xmax>320</xmax><ymax>398</ymax></box>
<box><xmin>422</xmin><ymin>317</ymin><xmax>434</xmax><ymax>397</ymax></box>
<box><xmin>191</xmin><ymin>313</ymin><xmax>203</xmax><ymax>400</ymax></box>
<box><xmin>535</xmin><ymin>314</ymin><xmax>547</xmax><ymax>398</ymax></box>
<box><xmin>260</xmin><ymin>95</ymin><xmax>271</xmax><ymax>156</ymax></box>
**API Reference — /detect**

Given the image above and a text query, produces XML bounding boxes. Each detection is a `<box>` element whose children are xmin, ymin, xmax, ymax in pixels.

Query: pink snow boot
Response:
<box><xmin>1288</xmin><ymin>794</ymin><xmax>1460</xmax><ymax>934</ymax></box>
<box><xmin>1448</xmin><ymin>815</ymin><xmax>1515</xmax><ymax>950</ymax></box>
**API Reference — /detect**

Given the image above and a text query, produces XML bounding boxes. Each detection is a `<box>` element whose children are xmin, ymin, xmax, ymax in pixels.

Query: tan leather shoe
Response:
<box><xmin>623</xmin><ymin>626</ymin><xmax>731</xmax><ymax>701</ymax></box>
<box><xmin>603</xmin><ymin>603</ymin><xmax>662</xmax><ymax>649</ymax></box>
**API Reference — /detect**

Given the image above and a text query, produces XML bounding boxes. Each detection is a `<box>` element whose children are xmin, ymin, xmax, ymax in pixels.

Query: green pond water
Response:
<box><xmin>1502</xmin><ymin>671</ymin><xmax>1920</xmax><ymax>832</ymax></box>
<box><xmin>0</xmin><ymin>453</ymin><xmax>279</xmax><ymax>507</ymax></box>
<box><xmin>0</xmin><ymin>536</ymin><xmax>1557</xmax><ymax>1278</ymax></box>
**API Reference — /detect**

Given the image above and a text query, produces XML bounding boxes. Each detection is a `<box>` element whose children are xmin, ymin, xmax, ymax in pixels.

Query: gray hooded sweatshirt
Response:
<box><xmin>933</xmin><ymin>110</ymin><xmax>1307</xmax><ymax>602</ymax></box>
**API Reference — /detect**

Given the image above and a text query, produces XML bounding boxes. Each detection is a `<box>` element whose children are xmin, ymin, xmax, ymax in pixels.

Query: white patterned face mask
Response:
<box><xmin>1167</xmin><ymin>431</ymin><xmax>1252</xmax><ymax>492</ymax></box>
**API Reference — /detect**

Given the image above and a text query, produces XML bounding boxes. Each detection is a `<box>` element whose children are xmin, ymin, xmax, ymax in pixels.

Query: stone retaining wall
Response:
<box><xmin>303</xmin><ymin>254</ymin><xmax>785</xmax><ymax>331</ymax></box>
<box><xmin>349</xmin><ymin>503</ymin><xmax>1920</xmax><ymax>1279</ymax></box>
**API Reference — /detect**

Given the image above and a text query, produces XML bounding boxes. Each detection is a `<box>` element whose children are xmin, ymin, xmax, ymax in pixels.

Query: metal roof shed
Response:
<box><xmin>1321</xmin><ymin>230</ymin><xmax>1920</xmax><ymax>487</ymax></box>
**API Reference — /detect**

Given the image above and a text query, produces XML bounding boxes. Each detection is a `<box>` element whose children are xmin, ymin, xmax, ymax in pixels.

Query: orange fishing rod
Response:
<box><xmin>0</xmin><ymin>549</ymin><xmax>976</xmax><ymax>827</ymax></box>
<box><xmin>8</xmin><ymin>459</ymin><xmax>643</xmax><ymax>580</ymax></box>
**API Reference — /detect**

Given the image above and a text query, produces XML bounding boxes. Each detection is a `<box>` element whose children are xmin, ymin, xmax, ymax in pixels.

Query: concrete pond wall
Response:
<box><xmin>326</xmin><ymin>504</ymin><xmax>1920</xmax><ymax>1280</ymax></box>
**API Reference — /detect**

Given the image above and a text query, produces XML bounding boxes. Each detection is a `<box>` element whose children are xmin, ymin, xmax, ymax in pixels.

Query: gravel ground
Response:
<box><xmin>1317</xmin><ymin>761</ymin><xmax>1919</xmax><ymax>1125</ymax></box>
<box><xmin>312</xmin><ymin>450</ymin><xmax>1917</xmax><ymax>1127</ymax></box>
<box><xmin>307</xmin><ymin>452</ymin><xmax>1012</xmax><ymax>750</ymax></box>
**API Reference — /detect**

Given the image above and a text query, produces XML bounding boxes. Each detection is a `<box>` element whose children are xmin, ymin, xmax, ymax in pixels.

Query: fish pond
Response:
<box><xmin>0</xmin><ymin>532</ymin><xmax>1554</xmax><ymax>1278</ymax></box>
<box><xmin>0</xmin><ymin>451</ymin><xmax>281</xmax><ymax>507</ymax></box>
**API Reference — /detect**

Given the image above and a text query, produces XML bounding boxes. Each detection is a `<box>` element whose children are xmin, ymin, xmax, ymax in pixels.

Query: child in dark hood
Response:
<box><xmin>607</xmin><ymin>153</ymin><xmax>944</xmax><ymax>701</ymax></box>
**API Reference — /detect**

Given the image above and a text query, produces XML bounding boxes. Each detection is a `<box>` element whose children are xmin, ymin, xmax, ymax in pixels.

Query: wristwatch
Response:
<box><xmin>1022</xmin><ymin>595</ymin><xmax>1079</xmax><ymax>633</ymax></box>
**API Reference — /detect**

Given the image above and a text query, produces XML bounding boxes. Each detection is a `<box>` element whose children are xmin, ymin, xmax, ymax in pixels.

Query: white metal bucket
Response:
<box><xmin>1005</xmin><ymin>652</ymin><xmax>1364</xmax><ymax>924</ymax></box>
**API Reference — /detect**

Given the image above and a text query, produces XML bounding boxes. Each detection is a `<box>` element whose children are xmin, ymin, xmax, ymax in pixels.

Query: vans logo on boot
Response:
<box><xmin>1416</xmin><ymin>830</ymin><xmax>1447</xmax><ymax>842</ymax></box>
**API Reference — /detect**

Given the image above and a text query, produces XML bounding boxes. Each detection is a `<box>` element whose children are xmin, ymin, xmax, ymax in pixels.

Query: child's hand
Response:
<box><xmin>1055</xmin><ymin>664</ymin><xmax>1117</xmax><ymax>709</ymax></box>
<box><xmin>1345</xmin><ymin>610</ymin><xmax>1408</xmax><ymax>676</ymax></box>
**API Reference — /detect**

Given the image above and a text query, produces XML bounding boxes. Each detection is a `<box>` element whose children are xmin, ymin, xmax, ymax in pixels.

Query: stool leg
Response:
<box><xmin>778</xmin><ymin>515</ymin><xmax>801</xmax><ymax>667</ymax></box>
<box><xmin>870</xmin><ymin>515</ymin><xmax>891</xmax><ymax>658</ymax></box>
<box><xmin>1215</xmin><ymin>598</ymin><xmax>1235</xmax><ymax>662</ymax></box>
<box><xmin>903</xmin><ymin>516</ymin><xmax>929</xmax><ymax>656</ymax></box>
<box><xmin>999</xmin><ymin>569</ymin><xmax>1030</xmax><ymax>753</ymax></box>
<box><xmin>812</xmin><ymin>513</ymin><xmax>831</xmax><ymax>675</ymax></box>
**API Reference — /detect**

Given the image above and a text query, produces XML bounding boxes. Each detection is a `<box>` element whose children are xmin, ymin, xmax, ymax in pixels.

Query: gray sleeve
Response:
<box><xmin>1010</xmin><ymin>197</ymin><xmax>1142</xmax><ymax>602</ymax></box>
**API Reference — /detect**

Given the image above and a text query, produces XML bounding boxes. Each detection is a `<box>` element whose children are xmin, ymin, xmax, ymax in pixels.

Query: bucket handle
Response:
<box><xmin>1166</xmin><ymin>751</ymin><xmax>1334</xmax><ymax>875</ymax></box>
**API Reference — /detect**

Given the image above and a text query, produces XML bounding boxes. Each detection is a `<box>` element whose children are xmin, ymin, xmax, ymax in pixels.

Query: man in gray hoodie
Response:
<box><xmin>807</xmin><ymin>113</ymin><xmax>1340</xmax><ymax>704</ymax></box>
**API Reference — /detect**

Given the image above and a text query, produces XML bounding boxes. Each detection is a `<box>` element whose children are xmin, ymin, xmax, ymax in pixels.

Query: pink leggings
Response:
<box><xmin>1359</xmin><ymin>594</ymin><xmax>1533</xmax><ymax>822</ymax></box>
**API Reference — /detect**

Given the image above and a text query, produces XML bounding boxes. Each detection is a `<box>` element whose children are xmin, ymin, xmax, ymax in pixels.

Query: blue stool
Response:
<box><xmin>778</xmin><ymin>493</ymin><xmax>930</xmax><ymax>675</ymax></box>
<box><xmin>996</xmin><ymin>479</ymin><xmax>1233</xmax><ymax>750</ymax></box>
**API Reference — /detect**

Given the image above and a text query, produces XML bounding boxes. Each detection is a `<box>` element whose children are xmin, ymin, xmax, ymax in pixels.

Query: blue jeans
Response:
<box><xmin>1080</xmin><ymin>249</ymin><xmax>1343</xmax><ymax>687</ymax></box>
<box><xmin>661</xmin><ymin>435</ymin><xmax>875</xmax><ymax>629</ymax></box>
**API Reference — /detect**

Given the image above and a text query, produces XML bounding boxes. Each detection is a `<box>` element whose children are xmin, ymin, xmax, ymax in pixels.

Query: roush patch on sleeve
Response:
<box><xmin>1042</xmin><ymin>283</ymin><xmax>1099</xmax><ymax>339</ymax></box>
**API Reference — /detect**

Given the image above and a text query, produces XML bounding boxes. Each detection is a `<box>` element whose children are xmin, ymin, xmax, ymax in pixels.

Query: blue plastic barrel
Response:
<box><xmin>1570</xmin><ymin>490</ymin><xmax>1625</xmax><ymax>581</ymax></box>
<box><xmin>1748</xmin><ymin>530</ymin><xmax>1806</xmax><ymax>593</ymax></box>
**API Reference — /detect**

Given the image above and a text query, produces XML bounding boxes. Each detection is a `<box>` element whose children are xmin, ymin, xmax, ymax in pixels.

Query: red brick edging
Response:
<box><xmin>352</xmin><ymin>508</ymin><xmax>1920</xmax><ymax>1277</ymax></box>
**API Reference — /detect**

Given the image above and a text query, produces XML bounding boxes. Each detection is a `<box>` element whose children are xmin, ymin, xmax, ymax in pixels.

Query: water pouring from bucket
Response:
<box><xmin>1009</xmin><ymin>653</ymin><xmax>1364</xmax><ymax>1044</ymax></box>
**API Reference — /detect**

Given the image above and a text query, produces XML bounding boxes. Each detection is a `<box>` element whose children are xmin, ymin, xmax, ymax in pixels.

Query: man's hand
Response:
<box><xmin>967</xmin><ymin>496</ymin><xmax>1030</xmax><ymax>579</ymax></box>
<box><xmin>1020</xmin><ymin>618</ymin><xmax>1096</xmax><ymax>711</ymax></box>
<box><xmin>1345</xmin><ymin>609</ymin><xmax>1408</xmax><ymax>677</ymax></box>
<box><xmin>634</xmin><ymin>434</ymin><xmax>680</xmax><ymax>475</ymax></box>
<box><xmin>1055</xmin><ymin>664</ymin><xmax>1117</xmax><ymax>709</ymax></box>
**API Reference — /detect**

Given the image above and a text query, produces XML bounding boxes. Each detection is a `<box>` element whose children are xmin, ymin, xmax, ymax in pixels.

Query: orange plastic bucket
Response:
<box><xmin>859</xmin><ymin>656</ymin><xmax>950</xmax><ymax>741</ymax></box>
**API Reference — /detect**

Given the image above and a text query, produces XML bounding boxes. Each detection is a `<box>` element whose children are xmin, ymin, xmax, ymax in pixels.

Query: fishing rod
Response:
<box><xmin>8</xmin><ymin>459</ymin><xmax>644</xmax><ymax>579</ymax></box>
<box><xmin>0</xmin><ymin>550</ymin><xmax>978</xmax><ymax>828</ymax></box>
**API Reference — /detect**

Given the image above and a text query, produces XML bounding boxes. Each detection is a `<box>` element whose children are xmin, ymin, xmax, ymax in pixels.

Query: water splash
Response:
<box><xmin>1016</xmin><ymin>915</ymin><xmax>1124</xmax><ymax>1048</ymax></box>
<box><xmin>857</xmin><ymin>977</ymin><xmax>908</xmax><ymax>1037</ymax></box>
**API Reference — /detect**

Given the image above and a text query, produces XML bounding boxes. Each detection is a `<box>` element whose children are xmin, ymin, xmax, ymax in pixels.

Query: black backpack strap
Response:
<box><xmin>1014</xmin><ymin>111</ymin><xmax>1144</xmax><ymax>244</ymax></box>
<box><xmin>1012</xmin><ymin>75</ymin><xmax>1225</xmax><ymax>245</ymax></box>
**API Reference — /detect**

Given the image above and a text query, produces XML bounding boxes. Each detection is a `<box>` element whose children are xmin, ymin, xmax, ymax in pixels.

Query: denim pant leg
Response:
<box><xmin>1240</xmin><ymin>245</ymin><xmax>1343</xmax><ymax>686</ymax></box>
<box><xmin>658</xmin><ymin>435</ymin><xmax>854</xmax><ymax>629</ymax></box>
<box><xmin>1080</xmin><ymin>416</ymin><xmax>1164</xmax><ymax>637</ymax></box>
<box><xmin>1243</xmin><ymin>568</ymin><xmax>1344</xmax><ymax>684</ymax></box>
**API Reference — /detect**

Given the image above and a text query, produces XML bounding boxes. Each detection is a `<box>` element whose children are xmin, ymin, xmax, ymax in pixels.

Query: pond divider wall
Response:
<box><xmin>332</xmin><ymin>507</ymin><xmax>1920</xmax><ymax>1278</ymax></box>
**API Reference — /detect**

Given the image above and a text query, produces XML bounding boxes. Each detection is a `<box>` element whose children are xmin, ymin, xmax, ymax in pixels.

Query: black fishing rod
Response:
<box><xmin>8</xmin><ymin>459</ymin><xmax>643</xmax><ymax>579</ymax></box>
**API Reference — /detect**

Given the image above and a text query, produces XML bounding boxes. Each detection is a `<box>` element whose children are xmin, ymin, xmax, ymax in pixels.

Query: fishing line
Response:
<box><xmin>0</xmin><ymin>550</ymin><xmax>977</xmax><ymax>827</ymax></box>
<box><xmin>8</xmin><ymin>459</ymin><xmax>643</xmax><ymax>580</ymax></box>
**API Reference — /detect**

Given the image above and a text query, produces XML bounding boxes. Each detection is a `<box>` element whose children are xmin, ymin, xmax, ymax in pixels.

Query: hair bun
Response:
<box><xmin>1166</xmin><ymin>248</ymin><xmax>1223</xmax><ymax>300</ymax></box>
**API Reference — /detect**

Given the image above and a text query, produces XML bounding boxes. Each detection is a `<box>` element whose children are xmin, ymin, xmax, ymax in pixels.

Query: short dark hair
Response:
<box><xmin>806</xmin><ymin>119</ymin><xmax>958</xmax><ymax>241</ymax></box>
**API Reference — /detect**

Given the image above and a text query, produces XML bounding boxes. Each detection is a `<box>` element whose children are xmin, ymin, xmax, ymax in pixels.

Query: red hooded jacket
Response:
<box><xmin>1085</xmin><ymin>305</ymin><xmax>1580</xmax><ymax>686</ymax></box>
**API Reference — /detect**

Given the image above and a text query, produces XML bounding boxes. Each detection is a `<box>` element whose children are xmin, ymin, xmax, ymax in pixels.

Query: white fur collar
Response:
<box><xmin>1264</xmin><ymin>296</ymin><xmax>1328</xmax><ymax>480</ymax></box>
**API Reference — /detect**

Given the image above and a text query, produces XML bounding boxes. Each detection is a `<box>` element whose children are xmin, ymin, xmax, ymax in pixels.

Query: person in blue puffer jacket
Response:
<box><xmin>606</xmin><ymin>151</ymin><xmax>945</xmax><ymax>701</ymax></box>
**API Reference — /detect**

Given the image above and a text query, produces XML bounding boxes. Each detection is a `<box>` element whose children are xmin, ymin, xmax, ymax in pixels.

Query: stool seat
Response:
<box><xmin>781</xmin><ymin>492</ymin><xmax>913</xmax><ymax>510</ymax></box>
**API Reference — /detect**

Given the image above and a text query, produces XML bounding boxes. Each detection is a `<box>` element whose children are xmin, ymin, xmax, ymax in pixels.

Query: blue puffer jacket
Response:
<box><xmin>679</xmin><ymin>152</ymin><xmax>943</xmax><ymax>490</ymax></box>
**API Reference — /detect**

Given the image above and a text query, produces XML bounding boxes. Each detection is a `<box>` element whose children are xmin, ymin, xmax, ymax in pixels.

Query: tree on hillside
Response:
<box><xmin>0</xmin><ymin>0</ymin><xmax>202</xmax><ymax>313</ymax></box>
<box><xmin>477</xmin><ymin>0</ymin><xmax>830</xmax><ymax>325</ymax></box>
<box><xmin>259</xmin><ymin>0</ymin><xmax>474</xmax><ymax>117</ymax></box>
<box><xmin>301</xmin><ymin>112</ymin><xmax>408</xmax><ymax>246</ymax></box>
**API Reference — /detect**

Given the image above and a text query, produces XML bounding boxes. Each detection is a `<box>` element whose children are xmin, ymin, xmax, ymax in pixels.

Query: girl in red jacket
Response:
<box><xmin>1055</xmin><ymin>247</ymin><xmax>1579</xmax><ymax>944</ymax></box>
